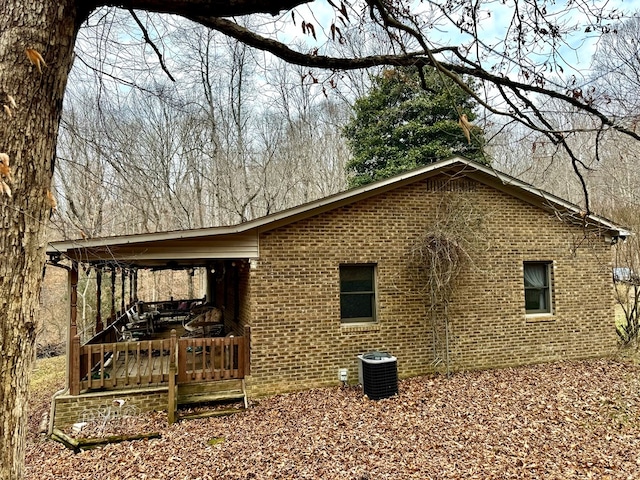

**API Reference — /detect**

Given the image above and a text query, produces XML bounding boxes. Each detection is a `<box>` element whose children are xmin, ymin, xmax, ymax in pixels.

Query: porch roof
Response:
<box><xmin>47</xmin><ymin>157</ymin><xmax>631</xmax><ymax>268</ymax></box>
<box><xmin>46</xmin><ymin>230</ymin><xmax>259</xmax><ymax>269</ymax></box>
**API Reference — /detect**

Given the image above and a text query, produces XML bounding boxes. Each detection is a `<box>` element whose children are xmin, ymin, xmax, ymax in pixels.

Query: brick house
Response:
<box><xmin>47</xmin><ymin>157</ymin><xmax>628</xmax><ymax>426</ymax></box>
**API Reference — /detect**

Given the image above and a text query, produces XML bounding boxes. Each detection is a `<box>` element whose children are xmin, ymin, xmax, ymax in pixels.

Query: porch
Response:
<box><xmin>47</xmin><ymin>229</ymin><xmax>257</xmax><ymax>427</ymax></box>
<box><xmin>63</xmin><ymin>318</ymin><xmax>250</xmax><ymax>427</ymax></box>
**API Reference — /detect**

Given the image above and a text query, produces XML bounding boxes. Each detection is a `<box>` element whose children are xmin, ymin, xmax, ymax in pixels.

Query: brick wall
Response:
<box><xmin>245</xmin><ymin>175</ymin><xmax>617</xmax><ymax>396</ymax></box>
<box><xmin>236</xmin><ymin>260</ymin><xmax>252</xmax><ymax>337</ymax></box>
<box><xmin>53</xmin><ymin>387</ymin><xmax>168</xmax><ymax>429</ymax></box>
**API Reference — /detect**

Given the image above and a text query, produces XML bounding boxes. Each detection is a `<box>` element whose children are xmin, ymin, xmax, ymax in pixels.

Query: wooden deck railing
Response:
<box><xmin>69</xmin><ymin>329</ymin><xmax>250</xmax><ymax>395</ymax></box>
<box><xmin>177</xmin><ymin>336</ymin><xmax>246</xmax><ymax>383</ymax></box>
<box><xmin>70</xmin><ymin>334</ymin><xmax>176</xmax><ymax>395</ymax></box>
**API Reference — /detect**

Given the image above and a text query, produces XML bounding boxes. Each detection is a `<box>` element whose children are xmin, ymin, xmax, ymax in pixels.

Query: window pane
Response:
<box><xmin>524</xmin><ymin>263</ymin><xmax>547</xmax><ymax>287</ymax></box>
<box><xmin>341</xmin><ymin>266</ymin><xmax>373</xmax><ymax>292</ymax></box>
<box><xmin>341</xmin><ymin>294</ymin><xmax>373</xmax><ymax>319</ymax></box>
<box><xmin>525</xmin><ymin>289</ymin><xmax>544</xmax><ymax>310</ymax></box>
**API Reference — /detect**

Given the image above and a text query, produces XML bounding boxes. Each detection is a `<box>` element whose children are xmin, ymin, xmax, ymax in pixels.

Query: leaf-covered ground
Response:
<box><xmin>26</xmin><ymin>359</ymin><xmax>640</xmax><ymax>479</ymax></box>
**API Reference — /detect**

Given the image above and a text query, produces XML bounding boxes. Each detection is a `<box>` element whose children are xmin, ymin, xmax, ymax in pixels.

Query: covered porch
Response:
<box><xmin>47</xmin><ymin>229</ymin><xmax>257</xmax><ymax>424</ymax></box>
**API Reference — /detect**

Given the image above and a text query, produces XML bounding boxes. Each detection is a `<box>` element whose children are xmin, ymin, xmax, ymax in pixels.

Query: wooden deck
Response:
<box><xmin>70</xmin><ymin>330</ymin><xmax>250</xmax><ymax>395</ymax></box>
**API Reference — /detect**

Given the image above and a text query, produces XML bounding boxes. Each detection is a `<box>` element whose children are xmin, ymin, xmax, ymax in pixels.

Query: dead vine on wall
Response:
<box><xmin>409</xmin><ymin>191</ymin><xmax>486</xmax><ymax>375</ymax></box>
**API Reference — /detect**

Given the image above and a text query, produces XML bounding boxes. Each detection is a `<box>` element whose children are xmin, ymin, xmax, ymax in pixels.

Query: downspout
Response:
<box><xmin>69</xmin><ymin>261</ymin><xmax>79</xmax><ymax>380</ymax></box>
<box><xmin>47</xmin><ymin>386</ymin><xmax>67</xmax><ymax>436</ymax></box>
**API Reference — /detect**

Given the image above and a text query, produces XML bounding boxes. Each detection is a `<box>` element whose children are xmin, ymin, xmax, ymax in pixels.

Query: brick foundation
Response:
<box><xmin>53</xmin><ymin>387</ymin><xmax>168</xmax><ymax>429</ymax></box>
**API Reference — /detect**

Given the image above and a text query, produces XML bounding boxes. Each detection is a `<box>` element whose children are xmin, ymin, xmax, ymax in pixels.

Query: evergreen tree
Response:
<box><xmin>344</xmin><ymin>67</ymin><xmax>488</xmax><ymax>187</ymax></box>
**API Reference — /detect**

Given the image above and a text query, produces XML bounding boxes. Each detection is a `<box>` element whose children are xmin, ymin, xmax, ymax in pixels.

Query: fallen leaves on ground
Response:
<box><xmin>26</xmin><ymin>359</ymin><xmax>640</xmax><ymax>479</ymax></box>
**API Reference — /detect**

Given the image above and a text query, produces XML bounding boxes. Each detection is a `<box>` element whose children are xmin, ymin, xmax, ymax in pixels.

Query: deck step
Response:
<box><xmin>178</xmin><ymin>379</ymin><xmax>243</xmax><ymax>395</ymax></box>
<box><xmin>171</xmin><ymin>379</ymin><xmax>248</xmax><ymax>423</ymax></box>
<box><xmin>178</xmin><ymin>408</ymin><xmax>244</xmax><ymax>421</ymax></box>
<box><xmin>177</xmin><ymin>390</ymin><xmax>245</xmax><ymax>405</ymax></box>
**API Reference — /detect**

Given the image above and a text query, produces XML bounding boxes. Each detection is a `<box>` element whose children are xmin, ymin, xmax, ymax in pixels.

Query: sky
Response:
<box><xmin>71</xmin><ymin>1</ymin><xmax>638</xmax><ymax>97</ymax></box>
<box><xmin>66</xmin><ymin>0</ymin><xmax>640</xmax><ymax>125</ymax></box>
<box><xmin>272</xmin><ymin>0</ymin><xmax>637</xmax><ymax>87</ymax></box>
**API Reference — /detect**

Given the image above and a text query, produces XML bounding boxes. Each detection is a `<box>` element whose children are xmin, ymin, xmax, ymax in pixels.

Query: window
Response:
<box><xmin>523</xmin><ymin>262</ymin><xmax>552</xmax><ymax>314</ymax></box>
<box><xmin>340</xmin><ymin>265</ymin><xmax>376</xmax><ymax>323</ymax></box>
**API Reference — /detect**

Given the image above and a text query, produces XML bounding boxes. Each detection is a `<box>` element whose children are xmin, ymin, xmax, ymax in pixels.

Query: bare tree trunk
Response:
<box><xmin>0</xmin><ymin>2</ymin><xmax>80</xmax><ymax>478</ymax></box>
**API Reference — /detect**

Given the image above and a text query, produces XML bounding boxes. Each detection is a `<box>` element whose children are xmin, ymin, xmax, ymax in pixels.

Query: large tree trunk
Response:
<box><xmin>0</xmin><ymin>2</ymin><xmax>81</xmax><ymax>478</ymax></box>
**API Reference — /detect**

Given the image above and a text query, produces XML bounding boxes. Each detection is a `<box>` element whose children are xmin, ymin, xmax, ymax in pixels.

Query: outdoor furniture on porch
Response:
<box><xmin>118</xmin><ymin>326</ymin><xmax>140</xmax><ymax>342</ymax></box>
<box><xmin>183</xmin><ymin>307</ymin><xmax>223</xmax><ymax>337</ymax></box>
<box><xmin>136</xmin><ymin>301</ymin><xmax>160</xmax><ymax>327</ymax></box>
<box><xmin>124</xmin><ymin>304</ymin><xmax>159</xmax><ymax>337</ymax></box>
<box><xmin>125</xmin><ymin>309</ymin><xmax>148</xmax><ymax>335</ymax></box>
<box><xmin>144</xmin><ymin>298</ymin><xmax>206</xmax><ymax>323</ymax></box>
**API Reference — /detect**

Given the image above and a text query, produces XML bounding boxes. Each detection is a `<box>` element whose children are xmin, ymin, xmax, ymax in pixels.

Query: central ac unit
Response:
<box><xmin>358</xmin><ymin>351</ymin><xmax>398</xmax><ymax>400</ymax></box>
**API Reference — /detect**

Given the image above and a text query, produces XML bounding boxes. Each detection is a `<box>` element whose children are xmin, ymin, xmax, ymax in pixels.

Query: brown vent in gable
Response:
<box><xmin>425</xmin><ymin>177</ymin><xmax>477</xmax><ymax>192</ymax></box>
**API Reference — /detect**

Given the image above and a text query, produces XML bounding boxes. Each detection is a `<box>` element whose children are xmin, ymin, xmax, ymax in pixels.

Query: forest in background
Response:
<box><xmin>38</xmin><ymin>8</ymin><xmax>640</xmax><ymax>353</ymax></box>
<box><xmin>49</xmin><ymin>9</ymin><xmax>640</xmax><ymax>240</ymax></box>
<box><xmin>8</xmin><ymin>2</ymin><xmax>640</xmax><ymax>478</ymax></box>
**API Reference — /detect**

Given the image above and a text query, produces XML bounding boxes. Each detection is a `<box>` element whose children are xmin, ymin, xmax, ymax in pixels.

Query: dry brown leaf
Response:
<box><xmin>0</xmin><ymin>152</ymin><xmax>12</xmax><ymax>182</ymax></box>
<box><xmin>46</xmin><ymin>189</ymin><xmax>57</xmax><ymax>210</ymax></box>
<box><xmin>24</xmin><ymin>359</ymin><xmax>640</xmax><ymax>479</ymax></box>
<box><xmin>458</xmin><ymin>113</ymin><xmax>473</xmax><ymax>144</ymax></box>
<box><xmin>25</xmin><ymin>48</ymin><xmax>47</xmax><ymax>73</ymax></box>
<box><xmin>1</xmin><ymin>180</ymin><xmax>11</xmax><ymax>198</ymax></box>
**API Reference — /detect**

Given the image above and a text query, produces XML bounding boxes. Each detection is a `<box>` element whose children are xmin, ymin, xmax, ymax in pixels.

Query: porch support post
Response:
<box><xmin>69</xmin><ymin>335</ymin><xmax>81</xmax><ymax>396</ymax></box>
<box><xmin>95</xmin><ymin>268</ymin><xmax>103</xmax><ymax>333</ymax></box>
<box><xmin>67</xmin><ymin>261</ymin><xmax>78</xmax><ymax>389</ymax></box>
<box><xmin>121</xmin><ymin>268</ymin><xmax>126</xmax><ymax>313</ymax></box>
<box><xmin>128</xmin><ymin>269</ymin><xmax>134</xmax><ymax>306</ymax></box>
<box><xmin>244</xmin><ymin>325</ymin><xmax>251</xmax><ymax>376</ymax></box>
<box><xmin>110</xmin><ymin>266</ymin><xmax>116</xmax><ymax>320</ymax></box>
<box><xmin>168</xmin><ymin>329</ymin><xmax>177</xmax><ymax>424</ymax></box>
<box><xmin>69</xmin><ymin>261</ymin><xmax>78</xmax><ymax>341</ymax></box>
<box><xmin>205</xmin><ymin>264</ymin><xmax>214</xmax><ymax>304</ymax></box>
<box><xmin>233</xmin><ymin>264</ymin><xmax>240</xmax><ymax>322</ymax></box>
<box><xmin>133</xmin><ymin>269</ymin><xmax>138</xmax><ymax>303</ymax></box>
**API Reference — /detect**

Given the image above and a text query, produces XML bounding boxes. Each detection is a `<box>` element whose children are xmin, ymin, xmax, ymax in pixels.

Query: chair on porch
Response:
<box><xmin>125</xmin><ymin>308</ymin><xmax>149</xmax><ymax>336</ymax></box>
<box><xmin>118</xmin><ymin>326</ymin><xmax>138</xmax><ymax>342</ymax></box>
<box><xmin>183</xmin><ymin>307</ymin><xmax>223</xmax><ymax>337</ymax></box>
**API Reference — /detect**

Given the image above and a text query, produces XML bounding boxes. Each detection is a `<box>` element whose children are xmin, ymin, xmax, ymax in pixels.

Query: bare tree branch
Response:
<box><xmin>128</xmin><ymin>9</ymin><xmax>176</xmax><ymax>82</ymax></box>
<box><xmin>186</xmin><ymin>15</ymin><xmax>640</xmax><ymax>146</ymax></box>
<box><xmin>120</xmin><ymin>0</ymin><xmax>312</xmax><ymax>17</ymax></box>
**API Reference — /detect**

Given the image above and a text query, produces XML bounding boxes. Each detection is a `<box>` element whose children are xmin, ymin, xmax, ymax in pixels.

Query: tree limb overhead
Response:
<box><xmin>112</xmin><ymin>0</ymin><xmax>312</xmax><ymax>17</ymax></box>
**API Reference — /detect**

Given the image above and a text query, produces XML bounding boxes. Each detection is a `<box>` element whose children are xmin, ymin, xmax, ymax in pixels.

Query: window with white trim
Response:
<box><xmin>523</xmin><ymin>261</ymin><xmax>553</xmax><ymax>314</ymax></box>
<box><xmin>340</xmin><ymin>264</ymin><xmax>376</xmax><ymax>323</ymax></box>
